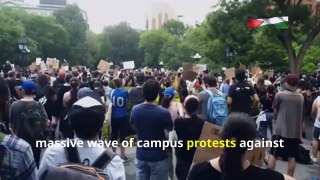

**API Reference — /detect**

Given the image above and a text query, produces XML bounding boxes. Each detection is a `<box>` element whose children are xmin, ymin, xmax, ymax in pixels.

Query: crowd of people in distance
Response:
<box><xmin>0</xmin><ymin>63</ymin><xmax>319</xmax><ymax>180</ymax></box>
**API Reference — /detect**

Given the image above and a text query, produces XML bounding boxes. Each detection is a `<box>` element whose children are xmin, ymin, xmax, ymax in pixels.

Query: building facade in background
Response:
<box><xmin>147</xmin><ymin>3</ymin><xmax>176</xmax><ymax>30</ymax></box>
<box><xmin>0</xmin><ymin>0</ymin><xmax>87</xmax><ymax>20</ymax></box>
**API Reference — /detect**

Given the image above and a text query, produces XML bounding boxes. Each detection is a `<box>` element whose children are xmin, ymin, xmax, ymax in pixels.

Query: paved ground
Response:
<box><xmin>111</xmin><ymin>120</ymin><xmax>320</xmax><ymax>180</ymax></box>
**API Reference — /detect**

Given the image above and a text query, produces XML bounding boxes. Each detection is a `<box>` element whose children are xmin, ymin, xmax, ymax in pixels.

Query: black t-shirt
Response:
<box><xmin>174</xmin><ymin>117</ymin><xmax>204</xmax><ymax>163</ymax></box>
<box><xmin>54</xmin><ymin>85</ymin><xmax>71</xmax><ymax>117</ymax></box>
<box><xmin>189</xmin><ymin>162</ymin><xmax>284</xmax><ymax>180</ymax></box>
<box><xmin>260</xmin><ymin>94</ymin><xmax>274</xmax><ymax>113</ymax></box>
<box><xmin>7</xmin><ymin>79</ymin><xmax>19</xmax><ymax>99</ymax></box>
<box><xmin>228</xmin><ymin>81</ymin><xmax>256</xmax><ymax>114</ymax></box>
<box><xmin>35</xmin><ymin>85</ymin><xmax>57</xmax><ymax>119</ymax></box>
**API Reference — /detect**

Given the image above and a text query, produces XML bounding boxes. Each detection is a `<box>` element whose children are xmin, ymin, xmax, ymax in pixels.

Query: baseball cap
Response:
<box><xmin>164</xmin><ymin>87</ymin><xmax>176</xmax><ymax>97</ymax></box>
<box><xmin>18</xmin><ymin>80</ymin><xmax>37</xmax><ymax>93</ymax></box>
<box><xmin>285</xmin><ymin>74</ymin><xmax>299</xmax><ymax>87</ymax></box>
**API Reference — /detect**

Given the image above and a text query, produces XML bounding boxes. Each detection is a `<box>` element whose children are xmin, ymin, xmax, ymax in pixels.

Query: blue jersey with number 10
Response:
<box><xmin>111</xmin><ymin>89</ymin><xmax>129</xmax><ymax>119</ymax></box>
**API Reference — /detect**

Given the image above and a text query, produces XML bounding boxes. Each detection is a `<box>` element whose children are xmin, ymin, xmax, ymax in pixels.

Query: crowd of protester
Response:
<box><xmin>0</xmin><ymin>64</ymin><xmax>319</xmax><ymax>180</ymax></box>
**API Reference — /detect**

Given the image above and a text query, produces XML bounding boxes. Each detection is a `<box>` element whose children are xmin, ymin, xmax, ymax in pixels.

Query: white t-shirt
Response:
<box><xmin>38</xmin><ymin>138</ymin><xmax>125</xmax><ymax>180</ymax></box>
<box><xmin>314</xmin><ymin>97</ymin><xmax>320</xmax><ymax>128</ymax></box>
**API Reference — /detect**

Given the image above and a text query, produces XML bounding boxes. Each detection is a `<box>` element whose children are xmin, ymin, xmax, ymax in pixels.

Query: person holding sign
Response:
<box><xmin>189</xmin><ymin>113</ymin><xmax>295</xmax><ymax>180</ymax></box>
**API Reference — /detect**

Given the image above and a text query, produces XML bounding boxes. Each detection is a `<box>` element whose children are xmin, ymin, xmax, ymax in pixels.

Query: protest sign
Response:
<box><xmin>192</xmin><ymin>123</ymin><xmax>223</xmax><ymax>164</ymax></box>
<box><xmin>62</xmin><ymin>65</ymin><xmax>69</xmax><ymax>71</ymax></box>
<box><xmin>52</xmin><ymin>59</ymin><xmax>59</xmax><ymax>69</ymax></box>
<box><xmin>192</xmin><ymin>122</ymin><xmax>267</xmax><ymax>167</ymax></box>
<box><xmin>123</xmin><ymin>61</ymin><xmax>135</xmax><ymax>69</ymax></box>
<box><xmin>40</xmin><ymin>61</ymin><xmax>46</xmax><ymax>71</ymax></box>
<box><xmin>239</xmin><ymin>64</ymin><xmax>246</xmax><ymax>70</ymax></box>
<box><xmin>251</xmin><ymin>67</ymin><xmax>262</xmax><ymax>75</ymax></box>
<box><xmin>183</xmin><ymin>63</ymin><xmax>193</xmax><ymax>72</ymax></box>
<box><xmin>36</xmin><ymin>58</ymin><xmax>41</xmax><ymax>65</ymax></box>
<box><xmin>97</xmin><ymin>60</ymin><xmax>110</xmax><ymax>72</ymax></box>
<box><xmin>29</xmin><ymin>62</ymin><xmax>37</xmax><ymax>72</ymax></box>
<box><xmin>196</xmin><ymin>64</ymin><xmax>207</xmax><ymax>72</ymax></box>
<box><xmin>182</xmin><ymin>71</ymin><xmax>198</xmax><ymax>82</ymax></box>
<box><xmin>225</xmin><ymin>67</ymin><xmax>235</xmax><ymax>79</ymax></box>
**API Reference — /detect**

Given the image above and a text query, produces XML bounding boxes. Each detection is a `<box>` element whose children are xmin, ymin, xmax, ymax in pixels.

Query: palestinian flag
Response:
<box><xmin>247</xmin><ymin>17</ymin><xmax>288</xmax><ymax>29</ymax></box>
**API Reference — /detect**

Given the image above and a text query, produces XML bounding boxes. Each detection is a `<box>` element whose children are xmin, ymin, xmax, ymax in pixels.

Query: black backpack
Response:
<box><xmin>17</xmin><ymin>103</ymin><xmax>46</xmax><ymax>142</ymax></box>
<box><xmin>41</xmin><ymin>146</ymin><xmax>116</xmax><ymax>180</ymax></box>
<box><xmin>296</xmin><ymin>145</ymin><xmax>312</xmax><ymax>164</ymax></box>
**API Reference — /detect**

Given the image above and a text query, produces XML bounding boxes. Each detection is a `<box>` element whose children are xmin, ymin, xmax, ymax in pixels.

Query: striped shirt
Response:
<box><xmin>0</xmin><ymin>134</ymin><xmax>37</xmax><ymax>180</ymax></box>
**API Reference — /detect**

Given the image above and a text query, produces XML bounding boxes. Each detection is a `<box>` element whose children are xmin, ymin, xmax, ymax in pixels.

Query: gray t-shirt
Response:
<box><xmin>129</xmin><ymin>87</ymin><xmax>144</xmax><ymax>106</ymax></box>
<box><xmin>273</xmin><ymin>90</ymin><xmax>303</xmax><ymax>139</ymax></box>
<box><xmin>198</xmin><ymin>89</ymin><xmax>224</xmax><ymax>121</ymax></box>
<box><xmin>10</xmin><ymin>100</ymin><xmax>48</xmax><ymax>138</ymax></box>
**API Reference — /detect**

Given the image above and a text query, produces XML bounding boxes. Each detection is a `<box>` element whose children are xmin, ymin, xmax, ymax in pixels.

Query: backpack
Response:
<box><xmin>17</xmin><ymin>103</ymin><xmax>46</xmax><ymax>142</ymax></box>
<box><xmin>41</xmin><ymin>145</ymin><xmax>116</xmax><ymax>180</ymax></box>
<box><xmin>296</xmin><ymin>145</ymin><xmax>312</xmax><ymax>164</ymax></box>
<box><xmin>206</xmin><ymin>90</ymin><xmax>228</xmax><ymax>126</ymax></box>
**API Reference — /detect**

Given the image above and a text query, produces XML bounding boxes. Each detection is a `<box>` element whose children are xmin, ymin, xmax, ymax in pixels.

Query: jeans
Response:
<box><xmin>259</xmin><ymin>112</ymin><xmax>273</xmax><ymax>139</ymax></box>
<box><xmin>135</xmin><ymin>158</ymin><xmax>169</xmax><ymax>180</ymax></box>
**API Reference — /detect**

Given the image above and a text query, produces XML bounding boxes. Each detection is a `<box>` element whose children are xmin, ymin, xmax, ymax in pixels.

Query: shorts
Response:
<box><xmin>313</xmin><ymin>126</ymin><xmax>320</xmax><ymax>140</ymax></box>
<box><xmin>269</xmin><ymin>135</ymin><xmax>301</xmax><ymax>158</ymax></box>
<box><xmin>111</xmin><ymin>117</ymin><xmax>127</xmax><ymax>142</ymax></box>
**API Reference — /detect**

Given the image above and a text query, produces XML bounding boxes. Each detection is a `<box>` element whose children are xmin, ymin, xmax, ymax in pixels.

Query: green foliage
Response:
<box><xmin>139</xmin><ymin>30</ymin><xmax>171</xmax><ymax>67</ymax></box>
<box><xmin>159</xmin><ymin>36</ymin><xmax>193</xmax><ymax>70</ymax></box>
<box><xmin>100</xmin><ymin>22</ymin><xmax>142</xmax><ymax>67</ymax></box>
<box><xmin>54</xmin><ymin>5</ymin><xmax>88</xmax><ymax>65</ymax></box>
<box><xmin>302</xmin><ymin>46</ymin><xmax>320</xmax><ymax>73</ymax></box>
<box><xmin>21</xmin><ymin>15</ymin><xmax>69</xmax><ymax>61</ymax></box>
<box><xmin>0</xmin><ymin>8</ymin><xmax>24</xmax><ymax>65</ymax></box>
<box><xmin>162</xmin><ymin>20</ymin><xmax>187</xmax><ymax>37</ymax></box>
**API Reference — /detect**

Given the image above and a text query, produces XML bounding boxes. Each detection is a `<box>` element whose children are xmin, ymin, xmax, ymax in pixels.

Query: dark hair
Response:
<box><xmin>235</xmin><ymin>69</ymin><xmax>246</xmax><ymax>82</ymax></box>
<box><xmin>184</xmin><ymin>97</ymin><xmax>199</xmax><ymax>121</ymax></box>
<box><xmin>37</xmin><ymin>74</ymin><xmax>49</xmax><ymax>86</ymax></box>
<box><xmin>69</xmin><ymin>106</ymin><xmax>105</xmax><ymax>139</ymax></box>
<box><xmin>94</xmin><ymin>81</ymin><xmax>102</xmax><ymax>89</ymax></box>
<box><xmin>161</xmin><ymin>95</ymin><xmax>174</xmax><ymax>109</ymax></box>
<box><xmin>219</xmin><ymin>113</ymin><xmax>257</xmax><ymax>180</ymax></box>
<box><xmin>72</xmin><ymin>70</ymin><xmax>79</xmax><ymax>77</ymax></box>
<box><xmin>113</xmin><ymin>78</ymin><xmax>122</xmax><ymax>88</ymax></box>
<box><xmin>65</xmin><ymin>74</ymin><xmax>74</xmax><ymax>83</ymax></box>
<box><xmin>68</xmin><ymin>78</ymin><xmax>79</xmax><ymax>108</ymax></box>
<box><xmin>0</xmin><ymin>77</ymin><xmax>10</xmax><ymax>127</ymax></box>
<box><xmin>178</xmin><ymin>79</ymin><xmax>188</xmax><ymax>103</ymax></box>
<box><xmin>143</xmin><ymin>79</ymin><xmax>160</xmax><ymax>102</ymax></box>
<box><xmin>203</xmin><ymin>74</ymin><xmax>217</xmax><ymax>87</ymax></box>
<box><xmin>103</xmin><ymin>80</ymin><xmax>108</xmax><ymax>87</ymax></box>
<box><xmin>16</xmin><ymin>72</ymin><xmax>22</xmax><ymax>79</ymax></box>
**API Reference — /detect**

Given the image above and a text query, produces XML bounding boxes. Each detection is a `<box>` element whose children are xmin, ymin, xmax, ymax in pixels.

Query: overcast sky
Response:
<box><xmin>70</xmin><ymin>0</ymin><xmax>219</xmax><ymax>33</ymax></box>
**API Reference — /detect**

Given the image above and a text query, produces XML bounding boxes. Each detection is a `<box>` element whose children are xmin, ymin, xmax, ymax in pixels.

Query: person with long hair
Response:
<box><xmin>259</xmin><ymin>85</ymin><xmax>275</xmax><ymax>139</ymax></box>
<box><xmin>174</xmin><ymin>95</ymin><xmax>204</xmax><ymax>180</ymax></box>
<box><xmin>35</xmin><ymin>74</ymin><xmax>57</xmax><ymax>140</ymax></box>
<box><xmin>189</xmin><ymin>113</ymin><xmax>294</xmax><ymax>180</ymax></box>
<box><xmin>161</xmin><ymin>87</ymin><xmax>184</xmax><ymax>121</ymax></box>
<box><xmin>60</xmin><ymin>77</ymin><xmax>79</xmax><ymax>139</ymax></box>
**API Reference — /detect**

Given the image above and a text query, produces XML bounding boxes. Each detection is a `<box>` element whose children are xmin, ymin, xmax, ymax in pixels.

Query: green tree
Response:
<box><xmin>302</xmin><ymin>45</ymin><xmax>320</xmax><ymax>73</ymax></box>
<box><xmin>139</xmin><ymin>30</ymin><xmax>171</xmax><ymax>67</ymax></box>
<box><xmin>100</xmin><ymin>22</ymin><xmax>142</xmax><ymax>67</ymax></box>
<box><xmin>0</xmin><ymin>8</ymin><xmax>24</xmax><ymax>65</ymax></box>
<box><xmin>21</xmin><ymin>14</ymin><xmax>69</xmax><ymax>61</ymax></box>
<box><xmin>86</xmin><ymin>31</ymin><xmax>102</xmax><ymax>69</ymax></box>
<box><xmin>54</xmin><ymin>5</ymin><xmax>88</xmax><ymax>65</ymax></box>
<box><xmin>159</xmin><ymin>35</ymin><xmax>193</xmax><ymax>70</ymax></box>
<box><xmin>162</xmin><ymin>20</ymin><xmax>187</xmax><ymax>37</ymax></box>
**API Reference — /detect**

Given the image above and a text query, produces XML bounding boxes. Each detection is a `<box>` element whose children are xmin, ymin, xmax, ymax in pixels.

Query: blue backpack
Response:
<box><xmin>206</xmin><ymin>90</ymin><xmax>228</xmax><ymax>126</ymax></box>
